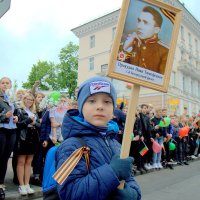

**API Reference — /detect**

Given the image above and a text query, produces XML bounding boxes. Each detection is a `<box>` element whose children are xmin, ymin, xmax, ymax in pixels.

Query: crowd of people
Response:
<box><xmin>0</xmin><ymin>75</ymin><xmax>200</xmax><ymax>200</ymax></box>
<box><xmin>119</xmin><ymin>104</ymin><xmax>200</xmax><ymax>174</ymax></box>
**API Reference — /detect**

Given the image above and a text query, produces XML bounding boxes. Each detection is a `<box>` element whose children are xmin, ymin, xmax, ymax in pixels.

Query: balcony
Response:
<box><xmin>178</xmin><ymin>60</ymin><xmax>200</xmax><ymax>79</ymax></box>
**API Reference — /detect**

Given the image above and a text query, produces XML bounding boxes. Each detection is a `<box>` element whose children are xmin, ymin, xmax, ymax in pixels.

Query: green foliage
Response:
<box><xmin>22</xmin><ymin>60</ymin><xmax>56</xmax><ymax>90</ymax></box>
<box><xmin>22</xmin><ymin>42</ymin><xmax>79</xmax><ymax>97</ymax></box>
<box><xmin>57</xmin><ymin>42</ymin><xmax>79</xmax><ymax>98</ymax></box>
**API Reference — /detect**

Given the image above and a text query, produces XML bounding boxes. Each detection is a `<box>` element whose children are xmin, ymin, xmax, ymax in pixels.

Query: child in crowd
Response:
<box><xmin>151</xmin><ymin>108</ymin><xmax>167</xmax><ymax>169</ymax></box>
<box><xmin>55</xmin><ymin>76</ymin><xmax>141</xmax><ymax>200</ymax></box>
<box><xmin>50</xmin><ymin>94</ymin><xmax>68</xmax><ymax>144</ymax></box>
<box><xmin>171</xmin><ymin>116</ymin><xmax>183</xmax><ymax>164</ymax></box>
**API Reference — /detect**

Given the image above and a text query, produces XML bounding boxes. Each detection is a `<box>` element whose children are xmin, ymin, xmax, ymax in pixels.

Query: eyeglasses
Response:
<box><xmin>26</xmin><ymin>98</ymin><xmax>34</xmax><ymax>102</ymax></box>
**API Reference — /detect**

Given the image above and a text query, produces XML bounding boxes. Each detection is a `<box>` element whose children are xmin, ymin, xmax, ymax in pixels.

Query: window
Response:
<box><xmin>101</xmin><ymin>64</ymin><xmax>108</xmax><ymax>72</ymax></box>
<box><xmin>171</xmin><ymin>71</ymin><xmax>176</xmax><ymax>86</ymax></box>
<box><xmin>188</xmin><ymin>55</ymin><xmax>192</xmax><ymax>63</ymax></box>
<box><xmin>183</xmin><ymin>76</ymin><xmax>186</xmax><ymax>91</ymax></box>
<box><xmin>89</xmin><ymin>57</ymin><xmax>94</xmax><ymax>71</ymax></box>
<box><xmin>188</xmin><ymin>32</ymin><xmax>192</xmax><ymax>46</ymax></box>
<box><xmin>195</xmin><ymin>39</ymin><xmax>198</xmax><ymax>52</ymax></box>
<box><xmin>191</xmin><ymin>81</ymin><xmax>194</xmax><ymax>95</ymax></box>
<box><xmin>112</xmin><ymin>27</ymin><xmax>116</xmax><ymax>40</ymax></box>
<box><xmin>90</xmin><ymin>35</ymin><xmax>95</xmax><ymax>48</ymax></box>
<box><xmin>198</xmin><ymin>83</ymin><xmax>200</xmax><ymax>97</ymax></box>
<box><xmin>181</xmin><ymin>51</ymin><xmax>184</xmax><ymax>60</ymax></box>
<box><xmin>180</xmin><ymin>26</ymin><xmax>184</xmax><ymax>40</ymax></box>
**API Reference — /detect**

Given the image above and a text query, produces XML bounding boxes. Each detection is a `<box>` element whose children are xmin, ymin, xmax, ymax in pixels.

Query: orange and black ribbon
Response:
<box><xmin>53</xmin><ymin>146</ymin><xmax>90</xmax><ymax>185</ymax></box>
<box><xmin>160</xmin><ymin>8</ymin><xmax>175</xmax><ymax>24</ymax></box>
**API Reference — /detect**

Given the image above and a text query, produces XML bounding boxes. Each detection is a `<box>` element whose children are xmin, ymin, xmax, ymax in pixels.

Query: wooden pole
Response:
<box><xmin>118</xmin><ymin>84</ymin><xmax>140</xmax><ymax>189</ymax></box>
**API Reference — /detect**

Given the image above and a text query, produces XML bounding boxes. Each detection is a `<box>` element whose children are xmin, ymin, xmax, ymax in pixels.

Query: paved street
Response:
<box><xmin>136</xmin><ymin>159</ymin><xmax>200</xmax><ymax>200</ymax></box>
<box><xmin>5</xmin><ymin>158</ymin><xmax>42</xmax><ymax>200</ymax></box>
<box><xmin>4</xmin><ymin>157</ymin><xmax>200</xmax><ymax>199</ymax></box>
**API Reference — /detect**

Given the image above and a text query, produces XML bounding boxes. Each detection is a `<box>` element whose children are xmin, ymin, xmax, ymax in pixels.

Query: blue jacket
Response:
<box><xmin>56</xmin><ymin>109</ymin><xmax>141</xmax><ymax>200</ymax></box>
<box><xmin>40</xmin><ymin>109</ymin><xmax>51</xmax><ymax>141</ymax></box>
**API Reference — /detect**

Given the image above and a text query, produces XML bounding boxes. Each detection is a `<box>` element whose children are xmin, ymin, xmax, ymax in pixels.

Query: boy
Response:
<box><xmin>55</xmin><ymin>76</ymin><xmax>141</xmax><ymax>200</ymax></box>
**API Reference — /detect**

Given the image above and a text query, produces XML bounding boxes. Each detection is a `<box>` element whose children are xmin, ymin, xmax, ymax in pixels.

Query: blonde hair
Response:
<box><xmin>20</xmin><ymin>93</ymin><xmax>36</xmax><ymax>113</ymax></box>
<box><xmin>179</xmin><ymin>115</ymin><xmax>189</xmax><ymax>126</ymax></box>
<box><xmin>155</xmin><ymin>108</ymin><xmax>162</xmax><ymax>113</ymax></box>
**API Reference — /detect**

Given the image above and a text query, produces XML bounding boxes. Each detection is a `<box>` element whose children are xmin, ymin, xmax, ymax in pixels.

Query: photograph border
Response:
<box><xmin>107</xmin><ymin>0</ymin><xmax>182</xmax><ymax>92</ymax></box>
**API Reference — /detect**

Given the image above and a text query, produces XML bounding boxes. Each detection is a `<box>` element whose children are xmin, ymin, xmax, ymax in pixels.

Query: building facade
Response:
<box><xmin>71</xmin><ymin>0</ymin><xmax>200</xmax><ymax>116</ymax></box>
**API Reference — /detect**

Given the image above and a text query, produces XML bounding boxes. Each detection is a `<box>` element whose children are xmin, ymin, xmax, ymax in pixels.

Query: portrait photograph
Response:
<box><xmin>107</xmin><ymin>0</ymin><xmax>182</xmax><ymax>92</ymax></box>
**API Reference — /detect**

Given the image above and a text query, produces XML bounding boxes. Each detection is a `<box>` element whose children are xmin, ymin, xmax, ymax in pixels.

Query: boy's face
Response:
<box><xmin>162</xmin><ymin>110</ymin><xmax>167</xmax><ymax>117</ymax></box>
<box><xmin>141</xmin><ymin>106</ymin><xmax>148</xmax><ymax>114</ymax></box>
<box><xmin>82</xmin><ymin>93</ymin><xmax>113</xmax><ymax>127</ymax></box>
<box><xmin>156</xmin><ymin>110</ymin><xmax>162</xmax><ymax>117</ymax></box>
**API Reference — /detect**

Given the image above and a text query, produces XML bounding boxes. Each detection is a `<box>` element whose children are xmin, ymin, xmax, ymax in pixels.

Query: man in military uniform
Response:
<box><xmin>123</xmin><ymin>6</ymin><xmax>169</xmax><ymax>75</ymax></box>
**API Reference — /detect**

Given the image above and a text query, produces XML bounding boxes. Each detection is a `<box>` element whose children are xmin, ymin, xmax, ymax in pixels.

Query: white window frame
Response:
<box><xmin>112</xmin><ymin>27</ymin><xmax>116</xmax><ymax>40</ymax></box>
<box><xmin>183</xmin><ymin>76</ymin><xmax>186</xmax><ymax>91</ymax></box>
<box><xmin>181</xmin><ymin>26</ymin><xmax>184</xmax><ymax>40</ymax></box>
<box><xmin>89</xmin><ymin>57</ymin><xmax>94</xmax><ymax>71</ymax></box>
<box><xmin>101</xmin><ymin>64</ymin><xmax>108</xmax><ymax>72</ymax></box>
<box><xmin>188</xmin><ymin>32</ymin><xmax>192</xmax><ymax>46</ymax></box>
<box><xmin>198</xmin><ymin>83</ymin><xmax>200</xmax><ymax>97</ymax></box>
<box><xmin>90</xmin><ymin>35</ymin><xmax>95</xmax><ymax>48</ymax></box>
<box><xmin>171</xmin><ymin>71</ymin><xmax>176</xmax><ymax>86</ymax></box>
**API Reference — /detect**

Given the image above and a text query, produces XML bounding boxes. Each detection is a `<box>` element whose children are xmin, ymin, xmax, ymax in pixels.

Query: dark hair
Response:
<box><xmin>143</xmin><ymin>6</ymin><xmax>163</xmax><ymax>27</ymax></box>
<box><xmin>141</xmin><ymin>104</ymin><xmax>148</xmax><ymax>109</ymax></box>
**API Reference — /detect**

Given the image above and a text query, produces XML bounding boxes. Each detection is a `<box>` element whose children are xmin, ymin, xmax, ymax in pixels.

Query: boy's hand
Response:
<box><xmin>112</xmin><ymin>183</ymin><xmax>138</xmax><ymax>200</ymax></box>
<box><xmin>110</xmin><ymin>155</ymin><xmax>133</xmax><ymax>181</ymax></box>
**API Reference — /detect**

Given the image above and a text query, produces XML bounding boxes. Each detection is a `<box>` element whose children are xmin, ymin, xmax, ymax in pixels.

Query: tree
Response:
<box><xmin>57</xmin><ymin>42</ymin><xmax>79</xmax><ymax>98</ymax></box>
<box><xmin>22</xmin><ymin>42</ymin><xmax>79</xmax><ymax>96</ymax></box>
<box><xmin>22</xmin><ymin>60</ymin><xmax>57</xmax><ymax>90</ymax></box>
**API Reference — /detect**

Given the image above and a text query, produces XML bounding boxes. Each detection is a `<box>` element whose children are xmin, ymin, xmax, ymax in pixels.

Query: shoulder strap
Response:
<box><xmin>76</xmin><ymin>137</ymin><xmax>86</xmax><ymax>147</ymax></box>
<box><xmin>53</xmin><ymin>137</ymin><xmax>90</xmax><ymax>185</ymax></box>
<box><xmin>76</xmin><ymin>137</ymin><xmax>90</xmax><ymax>174</ymax></box>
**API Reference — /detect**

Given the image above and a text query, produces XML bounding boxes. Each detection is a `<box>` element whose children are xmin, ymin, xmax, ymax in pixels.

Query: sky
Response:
<box><xmin>0</xmin><ymin>0</ymin><xmax>199</xmax><ymax>88</ymax></box>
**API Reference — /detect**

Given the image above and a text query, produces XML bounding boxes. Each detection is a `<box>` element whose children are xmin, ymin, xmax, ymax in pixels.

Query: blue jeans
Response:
<box><xmin>152</xmin><ymin>136</ymin><xmax>163</xmax><ymax>164</ymax></box>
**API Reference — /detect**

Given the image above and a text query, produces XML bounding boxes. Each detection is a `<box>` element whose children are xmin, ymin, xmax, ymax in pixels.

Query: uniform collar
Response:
<box><xmin>142</xmin><ymin>34</ymin><xmax>158</xmax><ymax>45</ymax></box>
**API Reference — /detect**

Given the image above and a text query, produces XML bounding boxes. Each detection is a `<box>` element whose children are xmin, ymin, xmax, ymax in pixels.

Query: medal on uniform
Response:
<box><xmin>132</xmin><ymin>52</ymin><xmax>136</xmax><ymax>57</ymax></box>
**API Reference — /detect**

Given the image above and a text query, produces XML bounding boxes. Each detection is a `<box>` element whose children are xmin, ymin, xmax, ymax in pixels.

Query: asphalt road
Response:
<box><xmin>136</xmin><ymin>159</ymin><xmax>200</xmax><ymax>200</ymax></box>
<box><xmin>6</xmin><ymin>157</ymin><xmax>200</xmax><ymax>200</ymax></box>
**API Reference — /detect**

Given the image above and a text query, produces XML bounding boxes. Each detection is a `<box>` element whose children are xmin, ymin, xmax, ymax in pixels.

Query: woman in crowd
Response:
<box><xmin>0</xmin><ymin>77</ymin><xmax>18</xmax><ymax>200</ymax></box>
<box><xmin>31</xmin><ymin>91</ymin><xmax>45</xmax><ymax>186</ymax></box>
<box><xmin>15</xmin><ymin>93</ymin><xmax>41</xmax><ymax>195</ymax></box>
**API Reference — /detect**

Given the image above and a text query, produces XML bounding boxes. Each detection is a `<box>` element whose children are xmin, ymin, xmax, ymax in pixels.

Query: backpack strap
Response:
<box><xmin>53</xmin><ymin>137</ymin><xmax>90</xmax><ymax>185</ymax></box>
<box><xmin>76</xmin><ymin>137</ymin><xmax>90</xmax><ymax>173</ymax></box>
